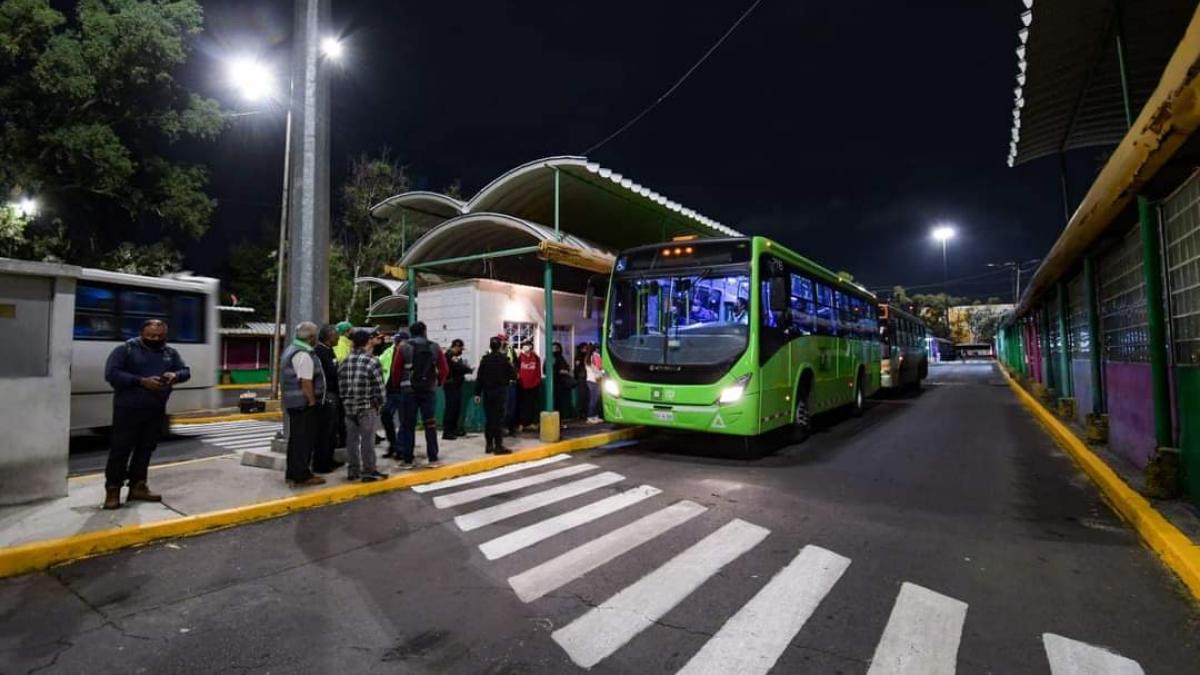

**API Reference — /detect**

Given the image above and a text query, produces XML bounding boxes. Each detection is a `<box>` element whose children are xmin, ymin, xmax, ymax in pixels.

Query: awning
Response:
<box><xmin>370</xmin><ymin>156</ymin><xmax>742</xmax><ymax>251</ymax></box>
<box><xmin>1007</xmin><ymin>0</ymin><xmax>1196</xmax><ymax>166</ymax></box>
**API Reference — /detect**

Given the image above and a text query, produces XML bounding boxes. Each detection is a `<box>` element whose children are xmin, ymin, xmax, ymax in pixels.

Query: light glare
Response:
<box><xmin>931</xmin><ymin>225</ymin><xmax>956</xmax><ymax>242</ymax></box>
<box><xmin>321</xmin><ymin>37</ymin><xmax>344</xmax><ymax>60</ymax></box>
<box><xmin>228</xmin><ymin>57</ymin><xmax>274</xmax><ymax>102</ymax></box>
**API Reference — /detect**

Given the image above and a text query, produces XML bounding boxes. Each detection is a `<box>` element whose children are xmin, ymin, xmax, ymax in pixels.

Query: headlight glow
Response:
<box><xmin>603</xmin><ymin>378</ymin><xmax>620</xmax><ymax>397</ymax></box>
<box><xmin>718</xmin><ymin>374</ymin><xmax>752</xmax><ymax>404</ymax></box>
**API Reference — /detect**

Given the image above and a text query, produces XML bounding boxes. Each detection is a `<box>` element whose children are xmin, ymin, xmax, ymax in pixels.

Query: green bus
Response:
<box><xmin>878</xmin><ymin>302</ymin><xmax>930</xmax><ymax>390</ymax></box>
<box><xmin>599</xmin><ymin>236</ymin><xmax>882</xmax><ymax>444</ymax></box>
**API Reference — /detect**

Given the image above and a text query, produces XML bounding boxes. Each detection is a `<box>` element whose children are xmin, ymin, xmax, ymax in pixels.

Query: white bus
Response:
<box><xmin>71</xmin><ymin>269</ymin><xmax>220</xmax><ymax>431</ymax></box>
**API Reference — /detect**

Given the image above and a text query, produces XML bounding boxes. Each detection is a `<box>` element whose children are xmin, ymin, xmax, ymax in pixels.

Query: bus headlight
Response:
<box><xmin>719</xmin><ymin>374</ymin><xmax>752</xmax><ymax>404</ymax></box>
<box><xmin>603</xmin><ymin>377</ymin><xmax>620</xmax><ymax>398</ymax></box>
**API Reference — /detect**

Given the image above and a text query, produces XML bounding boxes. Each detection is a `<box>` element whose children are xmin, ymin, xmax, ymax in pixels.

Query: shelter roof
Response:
<box><xmin>370</xmin><ymin>156</ymin><xmax>741</xmax><ymax>251</ymax></box>
<box><xmin>1007</xmin><ymin>0</ymin><xmax>1194</xmax><ymax>166</ymax></box>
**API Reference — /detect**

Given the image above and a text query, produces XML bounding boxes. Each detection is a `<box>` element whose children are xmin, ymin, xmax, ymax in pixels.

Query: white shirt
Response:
<box><xmin>292</xmin><ymin>351</ymin><xmax>314</xmax><ymax>380</ymax></box>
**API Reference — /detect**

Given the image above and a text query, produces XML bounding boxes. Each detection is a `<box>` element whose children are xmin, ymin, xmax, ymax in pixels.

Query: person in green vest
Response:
<box><xmin>333</xmin><ymin>321</ymin><xmax>353</xmax><ymax>361</ymax></box>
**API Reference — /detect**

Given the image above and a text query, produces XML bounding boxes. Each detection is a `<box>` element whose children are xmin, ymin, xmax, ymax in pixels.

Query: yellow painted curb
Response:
<box><xmin>170</xmin><ymin>411</ymin><xmax>282</xmax><ymax>425</ymax></box>
<box><xmin>999</xmin><ymin>366</ymin><xmax>1200</xmax><ymax>600</ymax></box>
<box><xmin>0</xmin><ymin>427</ymin><xmax>643</xmax><ymax>579</ymax></box>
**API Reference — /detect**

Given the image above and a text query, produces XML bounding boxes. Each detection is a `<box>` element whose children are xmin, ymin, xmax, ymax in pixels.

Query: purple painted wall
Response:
<box><xmin>1104</xmin><ymin>362</ymin><xmax>1156</xmax><ymax>468</ymax></box>
<box><xmin>1071</xmin><ymin>360</ymin><xmax>1093</xmax><ymax>427</ymax></box>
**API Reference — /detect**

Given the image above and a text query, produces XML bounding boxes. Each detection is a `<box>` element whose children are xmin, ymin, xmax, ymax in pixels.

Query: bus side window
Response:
<box><xmin>172</xmin><ymin>294</ymin><xmax>205</xmax><ymax>343</ymax></box>
<box><xmin>815</xmin><ymin>283</ymin><xmax>836</xmax><ymax>336</ymax></box>
<box><xmin>74</xmin><ymin>285</ymin><xmax>118</xmax><ymax>340</ymax></box>
<box><xmin>789</xmin><ymin>273</ymin><xmax>815</xmax><ymax>335</ymax></box>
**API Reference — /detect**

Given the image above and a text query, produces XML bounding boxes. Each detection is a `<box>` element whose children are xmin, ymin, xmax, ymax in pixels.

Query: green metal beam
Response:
<box><xmin>1085</xmin><ymin>256</ymin><xmax>1105</xmax><ymax>414</ymax></box>
<box><xmin>1057</xmin><ymin>282</ymin><xmax>1073</xmax><ymax>398</ymax></box>
<box><xmin>544</xmin><ymin>168</ymin><xmax>560</xmax><ymax>413</ymax></box>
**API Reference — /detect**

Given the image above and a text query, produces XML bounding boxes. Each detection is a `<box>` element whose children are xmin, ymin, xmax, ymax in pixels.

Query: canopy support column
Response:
<box><xmin>544</xmin><ymin>168</ymin><xmax>560</xmax><ymax>413</ymax></box>
<box><xmin>1085</xmin><ymin>256</ymin><xmax>1105</xmax><ymax>414</ymax></box>
<box><xmin>1057</xmin><ymin>282</ymin><xmax>1073</xmax><ymax>397</ymax></box>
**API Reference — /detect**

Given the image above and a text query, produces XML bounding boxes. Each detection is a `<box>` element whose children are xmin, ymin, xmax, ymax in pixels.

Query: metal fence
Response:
<box><xmin>1163</xmin><ymin>171</ymin><xmax>1200</xmax><ymax>366</ymax></box>
<box><xmin>1067</xmin><ymin>272</ymin><xmax>1090</xmax><ymax>359</ymax></box>
<box><xmin>1098</xmin><ymin>225</ymin><xmax>1150</xmax><ymax>362</ymax></box>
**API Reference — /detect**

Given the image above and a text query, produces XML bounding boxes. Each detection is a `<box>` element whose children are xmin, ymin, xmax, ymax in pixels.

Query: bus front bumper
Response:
<box><xmin>603</xmin><ymin>393</ymin><xmax>759</xmax><ymax>435</ymax></box>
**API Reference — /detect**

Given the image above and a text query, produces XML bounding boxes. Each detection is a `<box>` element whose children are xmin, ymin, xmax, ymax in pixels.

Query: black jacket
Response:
<box><xmin>105</xmin><ymin>338</ymin><xmax>191</xmax><ymax>409</ymax></box>
<box><xmin>315</xmin><ymin>343</ymin><xmax>339</xmax><ymax>396</ymax></box>
<box><xmin>474</xmin><ymin>351</ymin><xmax>516</xmax><ymax>394</ymax></box>
<box><xmin>446</xmin><ymin>352</ymin><xmax>473</xmax><ymax>387</ymax></box>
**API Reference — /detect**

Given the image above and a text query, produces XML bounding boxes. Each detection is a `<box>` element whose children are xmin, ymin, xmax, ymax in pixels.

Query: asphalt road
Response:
<box><xmin>4</xmin><ymin>363</ymin><xmax>1198</xmax><ymax>674</ymax></box>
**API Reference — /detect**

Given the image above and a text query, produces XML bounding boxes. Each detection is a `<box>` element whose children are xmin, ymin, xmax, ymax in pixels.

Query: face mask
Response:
<box><xmin>522</xmin><ymin>346</ymin><xmax>532</xmax><ymax>354</ymax></box>
<box><xmin>143</xmin><ymin>337</ymin><xmax>165</xmax><ymax>351</ymax></box>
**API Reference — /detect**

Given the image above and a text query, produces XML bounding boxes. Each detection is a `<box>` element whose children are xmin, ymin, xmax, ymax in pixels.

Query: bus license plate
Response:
<box><xmin>653</xmin><ymin>410</ymin><xmax>674</xmax><ymax>421</ymax></box>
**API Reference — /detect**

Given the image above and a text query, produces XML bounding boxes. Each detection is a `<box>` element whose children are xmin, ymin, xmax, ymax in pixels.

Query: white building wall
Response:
<box><xmin>0</xmin><ymin>259</ymin><xmax>81</xmax><ymax>504</ymax></box>
<box><xmin>416</xmin><ymin>278</ymin><xmax>602</xmax><ymax>371</ymax></box>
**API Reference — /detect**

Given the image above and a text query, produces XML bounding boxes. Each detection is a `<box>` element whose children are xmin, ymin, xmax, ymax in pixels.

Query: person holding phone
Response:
<box><xmin>102</xmin><ymin>319</ymin><xmax>190</xmax><ymax>510</ymax></box>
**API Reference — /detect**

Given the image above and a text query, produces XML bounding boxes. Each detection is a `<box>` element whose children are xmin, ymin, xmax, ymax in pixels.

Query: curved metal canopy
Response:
<box><xmin>398</xmin><ymin>212</ymin><xmax>609</xmax><ymax>290</ymax></box>
<box><xmin>369</xmin><ymin>155</ymin><xmax>741</xmax><ymax>251</ymax></box>
<box><xmin>1007</xmin><ymin>0</ymin><xmax>1195</xmax><ymax>167</ymax></box>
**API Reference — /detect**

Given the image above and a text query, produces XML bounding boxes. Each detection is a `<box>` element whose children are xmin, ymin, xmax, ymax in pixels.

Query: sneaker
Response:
<box><xmin>361</xmin><ymin>470</ymin><xmax>389</xmax><ymax>482</ymax></box>
<box><xmin>587</xmin><ymin>417</ymin><xmax>602</xmax><ymax>424</ymax></box>
<box><xmin>425</xmin><ymin>461</ymin><xmax>443</xmax><ymax>469</ymax></box>
<box><xmin>395</xmin><ymin>461</ymin><xmax>416</xmax><ymax>471</ymax></box>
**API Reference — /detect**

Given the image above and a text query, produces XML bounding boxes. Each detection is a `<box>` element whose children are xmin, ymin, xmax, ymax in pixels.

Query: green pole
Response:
<box><xmin>544</xmin><ymin>168</ymin><xmax>560</xmax><ymax>413</ymax></box>
<box><xmin>1041</xmin><ymin>307</ymin><xmax>1054</xmax><ymax>392</ymax></box>
<box><xmin>406</xmin><ymin>269</ymin><xmax>416</xmax><ymax>327</ymax></box>
<box><xmin>1085</xmin><ymin>256</ymin><xmax>1105</xmax><ymax>414</ymax></box>
<box><xmin>1057</xmin><ymin>282</ymin><xmax>1072</xmax><ymax>397</ymax></box>
<box><xmin>1115</xmin><ymin>0</ymin><xmax>1172</xmax><ymax>447</ymax></box>
<box><xmin>1138</xmin><ymin>202</ymin><xmax>1173</xmax><ymax>447</ymax></box>
<box><xmin>401</xmin><ymin>210</ymin><xmax>407</xmax><ymax>257</ymax></box>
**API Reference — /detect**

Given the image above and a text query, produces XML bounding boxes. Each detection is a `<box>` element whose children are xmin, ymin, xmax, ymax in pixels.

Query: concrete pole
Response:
<box><xmin>285</xmin><ymin>0</ymin><xmax>332</xmax><ymax>332</ymax></box>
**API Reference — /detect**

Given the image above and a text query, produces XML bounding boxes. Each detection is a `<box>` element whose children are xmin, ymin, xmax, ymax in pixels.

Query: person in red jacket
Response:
<box><xmin>515</xmin><ymin>339</ymin><xmax>543</xmax><ymax>432</ymax></box>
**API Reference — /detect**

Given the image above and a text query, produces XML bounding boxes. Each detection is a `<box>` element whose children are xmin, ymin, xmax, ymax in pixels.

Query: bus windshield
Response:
<box><xmin>607</xmin><ymin>268</ymin><xmax>751</xmax><ymax>367</ymax></box>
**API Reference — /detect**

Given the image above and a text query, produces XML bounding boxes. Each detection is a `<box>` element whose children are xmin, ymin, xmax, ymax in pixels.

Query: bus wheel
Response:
<box><xmin>851</xmin><ymin>370</ymin><xmax>865</xmax><ymax>417</ymax></box>
<box><xmin>791</xmin><ymin>387</ymin><xmax>812</xmax><ymax>444</ymax></box>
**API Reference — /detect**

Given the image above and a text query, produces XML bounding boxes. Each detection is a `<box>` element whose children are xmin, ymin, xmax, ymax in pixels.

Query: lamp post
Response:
<box><xmin>987</xmin><ymin>258</ymin><xmax>1040</xmax><ymax>304</ymax></box>
<box><xmin>931</xmin><ymin>225</ymin><xmax>956</xmax><ymax>331</ymax></box>
<box><xmin>226</xmin><ymin>25</ymin><xmax>344</xmax><ymax>401</ymax></box>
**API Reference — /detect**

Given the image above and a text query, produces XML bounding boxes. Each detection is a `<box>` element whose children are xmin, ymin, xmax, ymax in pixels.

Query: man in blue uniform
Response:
<box><xmin>102</xmin><ymin>319</ymin><xmax>190</xmax><ymax>510</ymax></box>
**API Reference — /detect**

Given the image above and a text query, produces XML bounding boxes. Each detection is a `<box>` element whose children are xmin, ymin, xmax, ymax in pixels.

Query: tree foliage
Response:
<box><xmin>0</xmin><ymin>0</ymin><xmax>225</xmax><ymax>268</ymax></box>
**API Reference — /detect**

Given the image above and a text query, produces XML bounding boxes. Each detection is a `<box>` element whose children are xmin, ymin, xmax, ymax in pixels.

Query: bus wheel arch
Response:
<box><xmin>791</xmin><ymin>370</ymin><xmax>815</xmax><ymax>443</ymax></box>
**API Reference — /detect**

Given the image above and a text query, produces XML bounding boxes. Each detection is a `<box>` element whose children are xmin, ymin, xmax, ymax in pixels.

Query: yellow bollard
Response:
<box><xmin>540</xmin><ymin>411</ymin><xmax>561</xmax><ymax>443</ymax></box>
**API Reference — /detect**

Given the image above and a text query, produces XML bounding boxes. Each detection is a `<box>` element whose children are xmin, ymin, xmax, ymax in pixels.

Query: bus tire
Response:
<box><xmin>791</xmin><ymin>376</ymin><xmax>813</xmax><ymax>444</ymax></box>
<box><xmin>851</xmin><ymin>369</ymin><xmax>865</xmax><ymax>417</ymax></box>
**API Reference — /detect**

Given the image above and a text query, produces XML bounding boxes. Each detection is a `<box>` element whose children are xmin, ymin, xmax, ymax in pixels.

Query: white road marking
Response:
<box><xmin>210</xmin><ymin>439</ymin><xmax>276</xmax><ymax>450</ymax></box>
<box><xmin>170</xmin><ymin>422</ymin><xmax>278</xmax><ymax>433</ymax></box>
<box><xmin>411</xmin><ymin>455</ymin><xmax>571</xmax><ymax>493</ymax></box>
<box><xmin>432</xmin><ymin>464</ymin><xmax>596</xmax><ymax>509</ymax></box>
<box><xmin>455</xmin><ymin>472</ymin><xmax>625</xmax><ymax>532</ymax></box>
<box><xmin>479</xmin><ymin>485</ymin><xmax>661</xmax><ymax>560</ymax></box>
<box><xmin>509</xmin><ymin>500</ymin><xmax>707</xmax><ymax>603</ymax></box>
<box><xmin>1042</xmin><ymin>633</ymin><xmax>1144</xmax><ymax>675</ymax></box>
<box><xmin>866</xmin><ymin>582</ymin><xmax>968</xmax><ymax>675</ymax></box>
<box><xmin>551</xmin><ymin>519</ymin><xmax>770</xmax><ymax>669</ymax></box>
<box><xmin>196</xmin><ymin>430</ymin><xmax>280</xmax><ymax>443</ymax></box>
<box><xmin>677</xmin><ymin>544</ymin><xmax>851</xmax><ymax>675</ymax></box>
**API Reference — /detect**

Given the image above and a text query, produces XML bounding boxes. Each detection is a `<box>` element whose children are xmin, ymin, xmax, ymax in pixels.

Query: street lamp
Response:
<box><xmin>9</xmin><ymin>197</ymin><xmax>38</xmax><ymax>218</ymax></box>
<box><xmin>226</xmin><ymin>57</ymin><xmax>276</xmax><ymax>102</ymax></box>
<box><xmin>987</xmin><ymin>258</ymin><xmax>1040</xmax><ymax>304</ymax></box>
<box><xmin>931</xmin><ymin>224</ymin><xmax>956</xmax><ymax>332</ymax></box>
<box><xmin>320</xmin><ymin>36</ymin><xmax>344</xmax><ymax>60</ymax></box>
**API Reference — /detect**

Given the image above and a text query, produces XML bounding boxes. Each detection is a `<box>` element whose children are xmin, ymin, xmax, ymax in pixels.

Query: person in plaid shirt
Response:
<box><xmin>337</xmin><ymin>329</ymin><xmax>388</xmax><ymax>482</ymax></box>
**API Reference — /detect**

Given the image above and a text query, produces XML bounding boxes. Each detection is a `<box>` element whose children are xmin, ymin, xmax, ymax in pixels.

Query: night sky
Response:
<box><xmin>181</xmin><ymin>0</ymin><xmax>1100</xmax><ymax>300</ymax></box>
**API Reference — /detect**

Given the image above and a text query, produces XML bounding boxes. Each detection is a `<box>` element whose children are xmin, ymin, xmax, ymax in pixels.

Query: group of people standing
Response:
<box><xmin>99</xmin><ymin>316</ymin><xmax>605</xmax><ymax>508</ymax></box>
<box><xmin>281</xmin><ymin>320</ymin><xmax>453</xmax><ymax>487</ymax></box>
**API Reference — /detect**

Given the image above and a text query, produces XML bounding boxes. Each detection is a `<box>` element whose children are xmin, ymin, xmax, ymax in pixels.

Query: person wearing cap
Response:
<box><xmin>333</xmin><ymin>321</ymin><xmax>353</xmax><ymax>361</ymax></box>
<box><xmin>379</xmin><ymin>330</ymin><xmax>409</xmax><ymax>457</ymax></box>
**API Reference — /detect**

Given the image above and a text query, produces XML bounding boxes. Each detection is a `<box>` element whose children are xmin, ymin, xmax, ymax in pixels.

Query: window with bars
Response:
<box><xmin>1067</xmin><ymin>273</ymin><xmax>1090</xmax><ymax>358</ymax></box>
<box><xmin>1163</xmin><ymin>172</ymin><xmax>1200</xmax><ymax>366</ymax></box>
<box><xmin>1098</xmin><ymin>225</ymin><xmax>1150</xmax><ymax>362</ymax></box>
<box><xmin>503</xmin><ymin>321</ymin><xmax>536</xmax><ymax>352</ymax></box>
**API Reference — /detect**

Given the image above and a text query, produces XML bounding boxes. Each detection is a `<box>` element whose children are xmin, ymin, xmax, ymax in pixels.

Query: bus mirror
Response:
<box><xmin>768</xmin><ymin>276</ymin><xmax>788</xmax><ymax>314</ymax></box>
<box><xmin>584</xmin><ymin>281</ymin><xmax>595</xmax><ymax>319</ymax></box>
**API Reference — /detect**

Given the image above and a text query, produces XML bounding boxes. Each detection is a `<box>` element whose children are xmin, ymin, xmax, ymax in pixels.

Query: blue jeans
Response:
<box><xmin>401</xmin><ymin>389</ymin><xmax>439</xmax><ymax>463</ymax></box>
<box><xmin>381</xmin><ymin>391</ymin><xmax>404</xmax><ymax>452</ymax></box>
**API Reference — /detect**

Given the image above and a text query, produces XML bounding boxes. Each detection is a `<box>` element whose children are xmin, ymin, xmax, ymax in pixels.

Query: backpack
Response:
<box><xmin>408</xmin><ymin>340</ymin><xmax>437</xmax><ymax>392</ymax></box>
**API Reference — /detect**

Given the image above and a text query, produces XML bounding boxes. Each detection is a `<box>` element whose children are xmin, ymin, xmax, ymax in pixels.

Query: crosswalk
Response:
<box><xmin>410</xmin><ymin>455</ymin><xmax>1147</xmax><ymax>673</ymax></box>
<box><xmin>168</xmin><ymin>420</ymin><xmax>282</xmax><ymax>454</ymax></box>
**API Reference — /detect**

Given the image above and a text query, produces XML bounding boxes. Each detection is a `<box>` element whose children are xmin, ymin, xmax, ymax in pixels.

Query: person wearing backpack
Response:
<box><xmin>392</xmin><ymin>321</ymin><xmax>448</xmax><ymax>469</ymax></box>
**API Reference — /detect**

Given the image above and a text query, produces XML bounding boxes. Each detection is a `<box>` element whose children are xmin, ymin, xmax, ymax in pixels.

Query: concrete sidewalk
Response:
<box><xmin>0</xmin><ymin>421</ymin><xmax>618</xmax><ymax>551</ymax></box>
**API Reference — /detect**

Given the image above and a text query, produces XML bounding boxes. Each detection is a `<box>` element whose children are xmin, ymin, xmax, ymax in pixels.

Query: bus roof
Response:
<box><xmin>80</xmin><ymin>268</ymin><xmax>219</xmax><ymax>293</ymax></box>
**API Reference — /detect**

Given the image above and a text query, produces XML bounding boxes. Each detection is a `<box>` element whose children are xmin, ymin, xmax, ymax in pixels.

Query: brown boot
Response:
<box><xmin>127</xmin><ymin>482</ymin><xmax>162</xmax><ymax>503</ymax></box>
<box><xmin>102</xmin><ymin>488</ymin><xmax>121</xmax><ymax>510</ymax></box>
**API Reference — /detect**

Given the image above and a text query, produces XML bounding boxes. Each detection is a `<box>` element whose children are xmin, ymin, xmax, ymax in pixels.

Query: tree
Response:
<box><xmin>332</xmin><ymin>148</ymin><xmax>416</xmax><ymax>322</ymax></box>
<box><xmin>0</xmin><ymin>0</ymin><xmax>225</xmax><ymax>268</ymax></box>
<box><xmin>224</xmin><ymin>228</ymin><xmax>278</xmax><ymax>320</ymax></box>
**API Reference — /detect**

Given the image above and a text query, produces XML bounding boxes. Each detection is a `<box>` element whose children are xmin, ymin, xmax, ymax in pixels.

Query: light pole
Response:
<box><xmin>226</xmin><ymin>29</ymin><xmax>344</xmax><ymax>401</ymax></box>
<box><xmin>931</xmin><ymin>225</ymin><xmax>956</xmax><ymax>332</ymax></box>
<box><xmin>987</xmin><ymin>258</ymin><xmax>1040</xmax><ymax>304</ymax></box>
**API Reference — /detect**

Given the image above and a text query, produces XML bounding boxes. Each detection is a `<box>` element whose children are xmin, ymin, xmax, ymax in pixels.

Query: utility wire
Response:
<box><xmin>581</xmin><ymin>0</ymin><xmax>764</xmax><ymax>156</ymax></box>
<box><xmin>868</xmin><ymin>267</ymin><xmax>1015</xmax><ymax>293</ymax></box>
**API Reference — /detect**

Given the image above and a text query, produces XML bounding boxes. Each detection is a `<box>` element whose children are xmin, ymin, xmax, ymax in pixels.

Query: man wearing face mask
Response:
<box><xmin>102</xmin><ymin>319</ymin><xmax>191</xmax><ymax>510</ymax></box>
